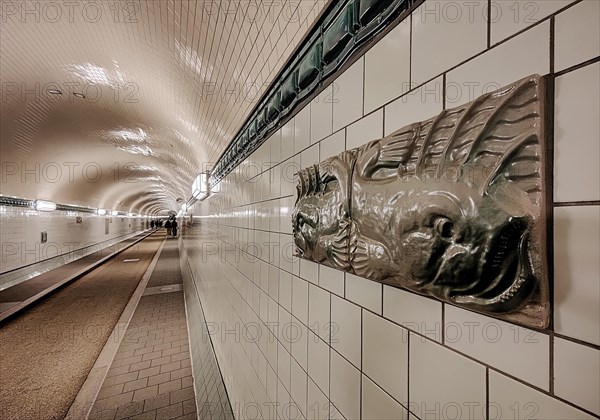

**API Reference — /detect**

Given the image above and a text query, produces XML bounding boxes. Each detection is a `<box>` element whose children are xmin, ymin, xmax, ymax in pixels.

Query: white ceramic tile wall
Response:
<box><xmin>0</xmin><ymin>207</ymin><xmax>146</xmax><ymax>276</ymax></box>
<box><xmin>445</xmin><ymin>305</ymin><xmax>549</xmax><ymax>390</ymax></box>
<box><xmin>554</xmin><ymin>62</ymin><xmax>600</xmax><ymax>202</ymax></box>
<box><xmin>411</xmin><ymin>1</ymin><xmax>487</xmax><ymax>85</ymax></box>
<box><xmin>362</xmin><ymin>375</ymin><xmax>408</xmax><ymax>420</ymax></box>
<box><xmin>554</xmin><ymin>206</ymin><xmax>600</xmax><ymax>346</ymax></box>
<box><xmin>410</xmin><ymin>335</ymin><xmax>486</xmax><ymax>420</ymax></box>
<box><xmin>489</xmin><ymin>370</ymin><xmax>594</xmax><ymax>420</ymax></box>
<box><xmin>555</xmin><ymin>0</ymin><xmax>600</xmax><ymax>72</ymax></box>
<box><xmin>332</xmin><ymin>58</ymin><xmax>364</xmax><ymax>132</ymax></box>
<box><xmin>364</xmin><ymin>18</ymin><xmax>411</xmax><ymax>114</ymax></box>
<box><xmin>554</xmin><ymin>337</ymin><xmax>600</xmax><ymax>415</ymax></box>
<box><xmin>180</xmin><ymin>1</ymin><xmax>599</xmax><ymax>418</ymax></box>
<box><xmin>491</xmin><ymin>0</ymin><xmax>572</xmax><ymax>45</ymax></box>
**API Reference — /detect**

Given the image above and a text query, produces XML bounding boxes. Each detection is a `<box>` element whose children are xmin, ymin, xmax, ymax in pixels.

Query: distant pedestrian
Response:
<box><xmin>165</xmin><ymin>219</ymin><xmax>172</xmax><ymax>236</ymax></box>
<box><xmin>171</xmin><ymin>219</ymin><xmax>178</xmax><ymax>237</ymax></box>
<box><xmin>150</xmin><ymin>220</ymin><xmax>155</xmax><ymax>229</ymax></box>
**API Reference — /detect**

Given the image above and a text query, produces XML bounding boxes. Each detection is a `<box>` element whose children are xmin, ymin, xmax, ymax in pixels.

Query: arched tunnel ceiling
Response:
<box><xmin>0</xmin><ymin>0</ymin><xmax>327</xmax><ymax>213</ymax></box>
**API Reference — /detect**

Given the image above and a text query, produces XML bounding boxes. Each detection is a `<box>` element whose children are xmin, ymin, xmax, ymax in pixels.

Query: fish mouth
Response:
<box><xmin>451</xmin><ymin>217</ymin><xmax>535</xmax><ymax>312</ymax></box>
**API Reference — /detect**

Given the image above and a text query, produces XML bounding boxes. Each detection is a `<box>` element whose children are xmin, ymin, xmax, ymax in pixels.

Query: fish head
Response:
<box><xmin>293</xmin><ymin>163</ymin><xmax>348</xmax><ymax>262</ymax></box>
<box><xmin>390</xmin><ymin>180</ymin><xmax>536</xmax><ymax>312</ymax></box>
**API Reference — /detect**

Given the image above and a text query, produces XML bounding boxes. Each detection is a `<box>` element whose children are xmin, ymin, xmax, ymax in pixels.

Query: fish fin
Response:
<box><xmin>448</xmin><ymin>75</ymin><xmax>544</xmax><ymax>203</ymax></box>
<box><xmin>355</xmin><ymin>125</ymin><xmax>420</xmax><ymax>178</ymax></box>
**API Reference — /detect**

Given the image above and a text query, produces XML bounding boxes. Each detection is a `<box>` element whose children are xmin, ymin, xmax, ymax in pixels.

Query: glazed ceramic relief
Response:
<box><xmin>293</xmin><ymin>75</ymin><xmax>549</xmax><ymax>329</ymax></box>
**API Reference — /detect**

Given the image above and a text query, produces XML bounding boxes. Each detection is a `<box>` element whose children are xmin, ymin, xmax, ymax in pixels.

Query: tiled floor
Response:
<box><xmin>90</xmin><ymin>238</ymin><xmax>197</xmax><ymax>420</ymax></box>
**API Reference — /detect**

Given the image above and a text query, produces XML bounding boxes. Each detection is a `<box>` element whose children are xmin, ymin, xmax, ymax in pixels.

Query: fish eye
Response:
<box><xmin>434</xmin><ymin>217</ymin><xmax>455</xmax><ymax>239</ymax></box>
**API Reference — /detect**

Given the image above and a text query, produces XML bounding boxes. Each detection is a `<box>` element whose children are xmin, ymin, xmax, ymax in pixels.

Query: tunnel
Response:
<box><xmin>1</xmin><ymin>0</ymin><xmax>599</xmax><ymax>419</ymax></box>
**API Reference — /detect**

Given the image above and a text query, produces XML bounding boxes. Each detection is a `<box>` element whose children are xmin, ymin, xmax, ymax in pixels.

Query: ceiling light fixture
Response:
<box><xmin>73</xmin><ymin>92</ymin><xmax>86</xmax><ymax>98</ymax></box>
<box><xmin>96</xmin><ymin>209</ymin><xmax>107</xmax><ymax>216</ymax></box>
<box><xmin>191</xmin><ymin>173</ymin><xmax>209</xmax><ymax>201</ymax></box>
<box><xmin>111</xmin><ymin>210</ymin><xmax>118</xmax><ymax>216</ymax></box>
<box><xmin>34</xmin><ymin>200</ymin><xmax>57</xmax><ymax>211</ymax></box>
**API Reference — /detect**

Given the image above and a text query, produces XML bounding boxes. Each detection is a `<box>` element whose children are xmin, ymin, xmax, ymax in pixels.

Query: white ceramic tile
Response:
<box><xmin>308</xmin><ymin>283</ymin><xmax>331</xmax><ymax>342</ymax></box>
<box><xmin>554</xmin><ymin>337</ymin><xmax>600</xmax><ymax>415</ymax></box>
<box><xmin>364</xmin><ymin>18</ymin><xmax>411</xmax><ymax>114</ymax></box>
<box><xmin>362</xmin><ymin>310</ymin><xmax>408</xmax><ymax>404</ymax></box>
<box><xmin>292</xmin><ymin>275</ymin><xmax>309</xmax><ymax>326</ymax></box>
<box><xmin>319</xmin><ymin>265</ymin><xmax>344</xmax><ymax>297</ymax></box>
<box><xmin>280</xmin><ymin>158</ymin><xmax>297</xmax><ymax>197</ymax></box>
<box><xmin>332</xmin><ymin>58</ymin><xmax>364</xmax><ymax>132</ymax></box>
<box><xmin>307</xmin><ymin>330</ymin><xmax>330</xmax><ymax>396</ymax></box>
<box><xmin>311</xmin><ymin>84</ymin><xmax>334</xmax><ymax>143</ymax></box>
<box><xmin>554</xmin><ymin>206</ymin><xmax>600</xmax><ymax>345</ymax></box>
<box><xmin>271</xmin><ymin>129</ymin><xmax>282</xmax><ymax>165</ymax></box>
<box><xmin>410</xmin><ymin>335</ymin><xmax>486</xmax><ymax>420</ymax></box>
<box><xmin>282</xmin><ymin>121</ymin><xmax>295</xmax><ymax>161</ymax></box>
<box><xmin>346</xmin><ymin>110</ymin><xmax>383</xmax><ymax>151</ymax></box>
<box><xmin>411</xmin><ymin>0</ymin><xmax>487</xmax><ymax>85</ymax></box>
<box><xmin>330</xmin><ymin>295</ymin><xmax>361</xmax><ymax>368</ymax></box>
<box><xmin>555</xmin><ymin>0</ymin><xmax>600</xmax><ymax>72</ymax></box>
<box><xmin>489</xmin><ymin>370</ymin><xmax>595</xmax><ymax>420</ymax></box>
<box><xmin>279</xmin><ymin>271</ymin><xmax>293</xmax><ymax>313</ymax></box>
<box><xmin>301</xmin><ymin>144</ymin><xmax>320</xmax><ymax>168</ymax></box>
<box><xmin>362</xmin><ymin>375</ymin><xmax>408</xmax><ymax>420</ymax></box>
<box><xmin>383</xmin><ymin>286</ymin><xmax>442</xmax><ymax>342</ymax></box>
<box><xmin>330</xmin><ymin>350</ymin><xmax>360</xmax><ymax>420</ymax></box>
<box><xmin>278</xmin><ymin>341</ymin><xmax>292</xmax><ymax>393</ymax></box>
<box><xmin>295</xmin><ymin>105</ymin><xmax>312</xmax><ymax>154</ymax></box>
<box><xmin>446</xmin><ymin>21</ymin><xmax>550</xmax><ymax>106</ymax></box>
<box><xmin>279</xmin><ymin>306</ymin><xmax>294</xmax><ymax>353</ymax></box>
<box><xmin>280</xmin><ymin>234</ymin><xmax>294</xmax><ymax>272</ymax></box>
<box><xmin>291</xmin><ymin>315</ymin><xmax>309</xmax><ymax>371</ymax></box>
<box><xmin>278</xmin><ymin>378</ymin><xmax>292</xmax><ymax>419</ymax></box>
<box><xmin>268</xmin><ymin>265</ymin><xmax>279</xmax><ymax>299</ymax></box>
<box><xmin>320</xmin><ymin>130</ymin><xmax>346</xmax><ymax>162</ymax></box>
<box><xmin>307</xmin><ymin>377</ymin><xmax>329</xmax><ymax>420</ymax></box>
<box><xmin>445</xmin><ymin>305</ymin><xmax>550</xmax><ymax>390</ymax></box>
<box><xmin>300</xmin><ymin>259</ymin><xmax>319</xmax><ymax>284</ymax></box>
<box><xmin>554</xmin><ymin>63</ymin><xmax>600</xmax><ymax>202</ymax></box>
<box><xmin>329</xmin><ymin>404</ymin><xmax>345</xmax><ymax>420</ymax></box>
<box><xmin>291</xmin><ymin>358</ymin><xmax>308</xmax><ymax>418</ymax></box>
<box><xmin>267</xmin><ymin>363</ymin><xmax>278</xmax><ymax>402</ymax></box>
<box><xmin>491</xmin><ymin>0</ymin><xmax>573</xmax><ymax>44</ymax></box>
<box><xmin>345</xmin><ymin>273</ymin><xmax>382</xmax><ymax>315</ymax></box>
<box><xmin>384</xmin><ymin>77</ymin><xmax>443</xmax><ymax>136</ymax></box>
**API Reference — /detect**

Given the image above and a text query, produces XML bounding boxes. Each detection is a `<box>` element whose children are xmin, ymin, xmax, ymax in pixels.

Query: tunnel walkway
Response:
<box><xmin>0</xmin><ymin>231</ymin><xmax>165</xmax><ymax>419</ymax></box>
<box><xmin>88</xmin><ymin>237</ymin><xmax>197</xmax><ymax>420</ymax></box>
<box><xmin>0</xmin><ymin>231</ymin><xmax>153</xmax><ymax>319</ymax></box>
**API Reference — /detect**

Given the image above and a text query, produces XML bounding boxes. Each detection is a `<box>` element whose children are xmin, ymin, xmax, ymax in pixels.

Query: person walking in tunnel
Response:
<box><xmin>165</xmin><ymin>218</ymin><xmax>172</xmax><ymax>236</ymax></box>
<box><xmin>150</xmin><ymin>219</ymin><xmax>155</xmax><ymax>229</ymax></box>
<box><xmin>171</xmin><ymin>218</ymin><xmax>178</xmax><ymax>237</ymax></box>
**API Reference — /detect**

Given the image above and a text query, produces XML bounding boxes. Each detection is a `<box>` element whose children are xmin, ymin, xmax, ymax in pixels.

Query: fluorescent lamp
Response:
<box><xmin>192</xmin><ymin>173</ymin><xmax>209</xmax><ymax>199</ymax></box>
<box><xmin>34</xmin><ymin>200</ymin><xmax>56</xmax><ymax>211</ymax></box>
<box><xmin>96</xmin><ymin>209</ymin><xmax>107</xmax><ymax>215</ymax></box>
<box><xmin>111</xmin><ymin>210</ymin><xmax>118</xmax><ymax>216</ymax></box>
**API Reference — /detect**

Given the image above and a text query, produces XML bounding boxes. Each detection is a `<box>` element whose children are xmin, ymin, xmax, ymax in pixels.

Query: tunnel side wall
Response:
<box><xmin>0</xmin><ymin>208</ymin><xmax>147</xmax><ymax>284</ymax></box>
<box><xmin>181</xmin><ymin>1</ymin><xmax>600</xmax><ymax>419</ymax></box>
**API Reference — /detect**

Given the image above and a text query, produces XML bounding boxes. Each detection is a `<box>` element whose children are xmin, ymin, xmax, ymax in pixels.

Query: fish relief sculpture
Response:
<box><xmin>293</xmin><ymin>75</ymin><xmax>549</xmax><ymax>328</ymax></box>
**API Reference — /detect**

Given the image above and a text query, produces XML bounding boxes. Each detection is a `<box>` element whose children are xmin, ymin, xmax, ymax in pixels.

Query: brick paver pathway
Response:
<box><xmin>89</xmin><ymin>238</ymin><xmax>197</xmax><ymax>420</ymax></box>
